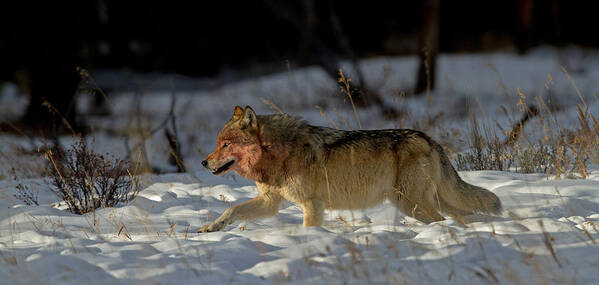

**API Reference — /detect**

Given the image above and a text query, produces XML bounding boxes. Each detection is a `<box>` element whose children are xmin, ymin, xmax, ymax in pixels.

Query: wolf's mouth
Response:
<box><xmin>212</xmin><ymin>160</ymin><xmax>235</xmax><ymax>175</ymax></box>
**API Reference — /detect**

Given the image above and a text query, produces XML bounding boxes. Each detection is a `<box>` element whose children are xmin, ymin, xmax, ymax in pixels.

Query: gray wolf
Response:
<box><xmin>199</xmin><ymin>106</ymin><xmax>502</xmax><ymax>232</ymax></box>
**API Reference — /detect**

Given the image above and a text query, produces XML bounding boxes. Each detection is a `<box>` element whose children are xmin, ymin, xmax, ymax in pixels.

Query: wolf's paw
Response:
<box><xmin>197</xmin><ymin>224</ymin><xmax>214</xmax><ymax>233</ymax></box>
<box><xmin>197</xmin><ymin>220</ymin><xmax>227</xmax><ymax>233</ymax></box>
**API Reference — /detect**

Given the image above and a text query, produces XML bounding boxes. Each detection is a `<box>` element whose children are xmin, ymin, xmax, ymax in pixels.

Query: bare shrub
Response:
<box><xmin>45</xmin><ymin>138</ymin><xmax>139</xmax><ymax>214</ymax></box>
<box><xmin>455</xmin><ymin>116</ymin><xmax>512</xmax><ymax>172</ymax></box>
<box><xmin>14</xmin><ymin>183</ymin><xmax>40</xmax><ymax>206</ymax></box>
<box><xmin>512</xmin><ymin>142</ymin><xmax>556</xmax><ymax>174</ymax></box>
<box><xmin>455</xmin><ymin>103</ymin><xmax>598</xmax><ymax>178</ymax></box>
<box><xmin>455</xmin><ymin>118</ymin><xmax>568</xmax><ymax>175</ymax></box>
<box><xmin>10</xmin><ymin>169</ymin><xmax>41</xmax><ymax>206</ymax></box>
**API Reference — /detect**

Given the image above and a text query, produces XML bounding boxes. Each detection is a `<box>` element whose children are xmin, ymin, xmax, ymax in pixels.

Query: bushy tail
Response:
<box><xmin>434</xmin><ymin>144</ymin><xmax>502</xmax><ymax>216</ymax></box>
<box><xmin>443</xmin><ymin>180</ymin><xmax>503</xmax><ymax>215</ymax></box>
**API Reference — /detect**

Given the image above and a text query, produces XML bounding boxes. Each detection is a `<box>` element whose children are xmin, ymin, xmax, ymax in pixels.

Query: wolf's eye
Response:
<box><xmin>222</xmin><ymin>142</ymin><xmax>230</xmax><ymax>148</ymax></box>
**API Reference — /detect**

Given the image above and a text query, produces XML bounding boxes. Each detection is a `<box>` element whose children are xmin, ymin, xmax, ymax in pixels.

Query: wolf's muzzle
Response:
<box><xmin>212</xmin><ymin>160</ymin><xmax>235</xmax><ymax>175</ymax></box>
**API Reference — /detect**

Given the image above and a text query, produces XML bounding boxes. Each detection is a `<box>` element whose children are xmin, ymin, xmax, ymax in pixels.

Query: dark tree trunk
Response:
<box><xmin>22</xmin><ymin>53</ymin><xmax>80</xmax><ymax>133</ymax></box>
<box><xmin>414</xmin><ymin>0</ymin><xmax>440</xmax><ymax>95</ymax></box>
<box><xmin>17</xmin><ymin>2</ymin><xmax>84</xmax><ymax>135</ymax></box>
<box><xmin>263</xmin><ymin>0</ymin><xmax>399</xmax><ymax>117</ymax></box>
<box><xmin>515</xmin><ymin>0</ymin><xmax>534</xmax><ymax>53</ymax></box>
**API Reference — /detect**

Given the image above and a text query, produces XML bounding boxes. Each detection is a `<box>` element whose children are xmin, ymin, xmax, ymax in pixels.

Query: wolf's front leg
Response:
<box><xmin>198</xmin><ymin>192</ymin><xmax>283</xmax><ymax>232</ymax></box>
<box><xmin>301</xmin><ymin>199</ymin><xmax>325</xmax><ymax>227</ymax></box>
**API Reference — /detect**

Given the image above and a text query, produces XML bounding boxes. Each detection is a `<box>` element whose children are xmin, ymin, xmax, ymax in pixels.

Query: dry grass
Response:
<box><xmin>45</xmin><ymin>137</ymin><xmax>140</xmax><ymax>214</ymax></box>
<box><xmin>455</xmin><ymin>96</ymin><xmax>598</xmax><ymax>177</ymax></box>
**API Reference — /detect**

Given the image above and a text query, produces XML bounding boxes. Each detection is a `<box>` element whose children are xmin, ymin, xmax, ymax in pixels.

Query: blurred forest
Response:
<box><xmin>1</xmin><ymin>0</ymin><xmax>598</xmax><ymax>135</ymax></box>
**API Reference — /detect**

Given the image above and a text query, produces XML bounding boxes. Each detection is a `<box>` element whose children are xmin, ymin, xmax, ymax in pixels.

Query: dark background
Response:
<box><xmin>0</xmin><ymin>0</ymin><xmax>597</xmax><ymax>134</ymax></box>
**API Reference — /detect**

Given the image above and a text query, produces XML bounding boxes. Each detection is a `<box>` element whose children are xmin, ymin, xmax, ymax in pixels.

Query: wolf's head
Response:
<box><xmin>202</xmin><ymin>106</ymin><xmax>266</xmax><ymax>179</ymax></box>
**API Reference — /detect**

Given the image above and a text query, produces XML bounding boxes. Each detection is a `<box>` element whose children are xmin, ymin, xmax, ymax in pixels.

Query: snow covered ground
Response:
<box><xmin>1</xmin><ymin>46</ymin><xmax>599</xmax><ymax>284</ymax></box>
<box><xmin>1</xmin><ymin>168</ymin><xmax>599</xmax><ymax>284</ymax></box>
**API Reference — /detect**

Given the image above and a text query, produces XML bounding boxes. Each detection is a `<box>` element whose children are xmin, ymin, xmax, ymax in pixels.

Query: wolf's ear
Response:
<box><xmin>240</xmin><ymin>106</ymin><xmax>258</xmax><ymax>129</ymax></box>
<box><xmin>232</xmin><ymin>106</ymin><xmax>244</xmax><ymax>121</ymax></box>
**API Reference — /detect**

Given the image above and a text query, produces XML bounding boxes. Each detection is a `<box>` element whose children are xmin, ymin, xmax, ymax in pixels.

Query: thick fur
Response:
<box><xmin>199</xmin><ymin>106</ymin><xmax>502</xmax><ymax>232</ymax></box>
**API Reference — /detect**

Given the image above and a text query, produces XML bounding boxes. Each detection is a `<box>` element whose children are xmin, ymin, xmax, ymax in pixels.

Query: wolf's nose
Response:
<box><xmin>201</xmin><ymin>160</ymin><xmax>208</xmax><ymax>168</ymax></box>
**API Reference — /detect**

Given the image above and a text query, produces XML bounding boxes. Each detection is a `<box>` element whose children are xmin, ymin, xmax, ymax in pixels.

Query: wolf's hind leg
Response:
<box><xmin>434</xmin><ymin>193</ymin><xmax>473</xmax><ymax>221</ymax></box>
<box><xmin>390</xmin><ymin>196</ymin><xmax>444</xmax><ymax>223</ymax></box>
<box><xmin>389</xmin><ymin>154</ymin><xmax>445</xmax><ymax>223</ymax></box>
<box><xmin>301</xmin><ymin>199</ymin><xmax>325</xmax><ymax>227</ymax></box>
